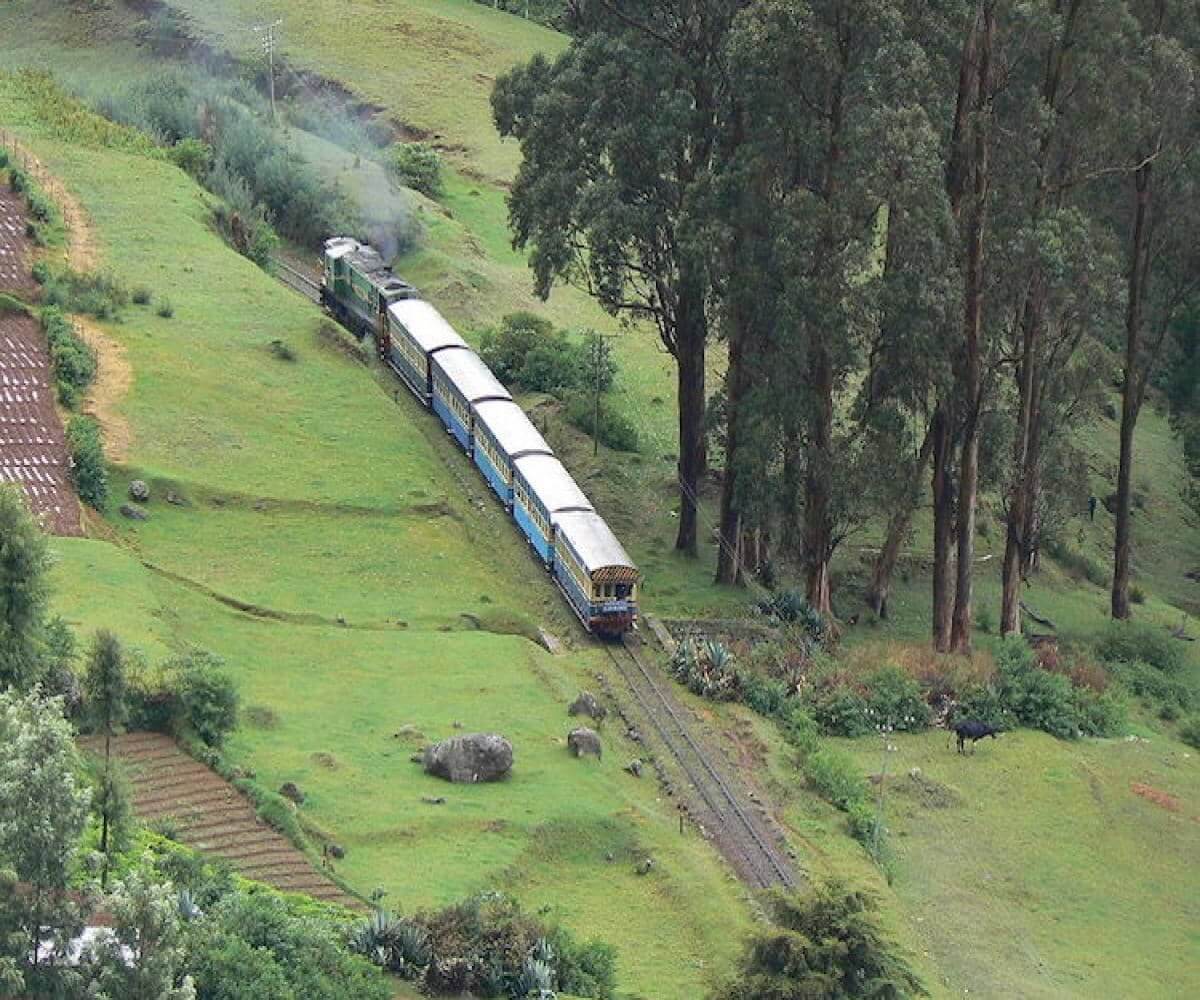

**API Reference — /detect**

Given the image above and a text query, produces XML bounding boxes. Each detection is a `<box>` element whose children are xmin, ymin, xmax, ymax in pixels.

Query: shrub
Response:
<box><xmin>1095</xmin><ymin>620</ymin><xmax>1183</xmax><ymax>674</ymax></box>
<box><xmin>479</xmin><ymin>312</ymin><xmax>612</xmax><ymax>397</ymax></box>
<box><xmin>1108</xmin><ymin>658</ymin><xmax>1193</xmax><ymax>715</ymax></box>
<box><xmin>810</xmin><ymin>685</ymin><xmax>872</xmax><ymax>738</ymax></box>
<box><xmin>40</xmin><ymin>268</ymin><xmax>130</xmax><ymax>320</ymax></box>
<box><xmin>1179</xmin><ymin>716</ymin><xmax>1200</xmax><ymax>750</ymax></box>
<box><xmin>268</xmin><ymin>339</ymin><xmax>296</xmax><ymax>362</ymax></box>
<box><xmin>802</xmin><ymin>747</ymin><xmax>867</xmax><ymax>812</ymax></box>
<box><xmin>156</xmin><ymin>299</ymin><xmax>174</xmax><ymax>319</ymax></box>
<box><xmin>1129</xmin><ymin>584</ymin><xmax>1146</xmax><ymax>605</ymax></box>
<box><xmin>67</xmin><ymin>415</ymin><xmax>108</xmax><ymax>508</ymax></box>
<box><xmin>864</xmin><ymin>665</ymin><xmax>930</xmax><ymax>731</ymax></box>
<box><xmin>565</xmin><ymin>392</ymin><xmax>640</xmax><ymax>452</ymax></box>
<box><xmin>171</xmin><ymin>651</ymin><xmax>239</xmax><ymax>746</ymax></box>
<box><xmin>168</xmin><ymin>136</ymin><xmax>211</xmax><ymax>179</ymax></box>
<box><xmin>8</xmin><ymin>165</ymin><xmax>27</xmax><ymax>194</ymax></box>
<box><xmin>41</xmin><ymin>307</ymin><xmax>97</xmax><ymax>407</ymax></box>
<box><xmin>131</xmin><ymin>286</ymin><xmax>152</xmax><ymax>305</ymax></box>
<box><xmin>756</xmin><ymin>589</ymin><xmax>828</xmax><ymax>646</ymax></box>
<box><xmin>1044</xmin><ymin>536</ymin><xmax>1108</xmax><ymax>587</ymax></box>
<box><xmin>388</xmin><ymin>142</ymin><xmax>444</xmax><ymax>197</ymax></box>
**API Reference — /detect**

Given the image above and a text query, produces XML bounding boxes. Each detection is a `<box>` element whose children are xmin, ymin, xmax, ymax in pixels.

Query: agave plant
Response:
<box><xmin>517</xmin><ymin>956</ymin><xmax>556</xmax><ymax>998</ymax></box>
<box><xmin>530</xmin><ymin>936</ymin><xmax>556</xmax><ymax>966</ymax></box>
<box><xmin>671</xmin><ymin>637</ymin><xmax>698</xmax><ymax>682</ymax></box>
<box><xmin>703</xmin><ymin>639</ymin><xmax>733</xmax><ymax>671</ymax></box>
<box><xmin>176</xmin><ymin>888</ymin><xmax>202</xmax><ymax>922</ymax></box>
<box><xmin>392</xmin><ymin>920</ymin><xmax>432</xmax><ymax>979</ymax></box>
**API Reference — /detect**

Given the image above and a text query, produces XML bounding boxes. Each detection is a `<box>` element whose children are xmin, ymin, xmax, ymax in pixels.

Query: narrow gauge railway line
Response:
<box><xmin>271</xmin><ymin>256</ymin><xmax>321</xmax><ymax>303</ymax></box>
<box><xmin>605</xmin><ymin>637</ymin><xmax>797</xmax><ymax>890</ymax></box>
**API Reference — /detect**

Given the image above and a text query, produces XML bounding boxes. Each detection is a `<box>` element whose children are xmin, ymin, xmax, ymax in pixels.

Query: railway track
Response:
<box><xmin>605</xmin><ymin>636</ymin><xmax>797</xmax><ymax>890</ymax></box>
<box><xmin>271</xmin><ymin>256</ymin><xmax>321</xmax><ymax>303</ymax></box>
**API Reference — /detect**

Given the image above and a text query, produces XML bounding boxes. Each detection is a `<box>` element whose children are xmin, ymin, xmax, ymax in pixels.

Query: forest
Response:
<box><xmin>494</xmin><ymin>0</ymin><xmax>1200</xmax><ymax>650</ymax></box>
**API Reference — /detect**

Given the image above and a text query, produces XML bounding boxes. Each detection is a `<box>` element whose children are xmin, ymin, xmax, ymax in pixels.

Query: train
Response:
<box><xmin>319</xmin><ymin>236</ymin><xmax>641</xmax><ymax>637</ymax></box>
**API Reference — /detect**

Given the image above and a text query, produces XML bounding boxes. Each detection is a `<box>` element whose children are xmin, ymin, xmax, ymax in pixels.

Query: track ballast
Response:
<box><xmin>605</xmin><ymin>637</ymin><xmax>797</xmax><ymax>890</ymax></box>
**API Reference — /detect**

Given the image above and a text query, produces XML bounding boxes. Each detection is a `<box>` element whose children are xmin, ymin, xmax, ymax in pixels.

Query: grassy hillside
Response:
<box><xmin>0</xmin><ymin>71</ymin><xmax>753</xmax><ymax>998</ymax></box>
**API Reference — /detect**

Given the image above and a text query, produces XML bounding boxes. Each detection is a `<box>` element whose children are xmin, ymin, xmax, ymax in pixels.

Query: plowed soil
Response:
<box><xmin>0</xmin><ymin>188</ymin><xmax>80</xmax><ymax>535</ymax></box>
<box><xmin>81</xmin><ymin>731</ymin><xmax>360</xmax><ymax>910</ymax></box>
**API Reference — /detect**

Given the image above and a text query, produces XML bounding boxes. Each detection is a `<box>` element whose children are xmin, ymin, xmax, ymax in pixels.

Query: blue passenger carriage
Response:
<box><xmin>512</xmin><ymin>454</ymin><xmax>592</xmax><ymax>566</ymax></box>
<box><xmin>386</xmin><ymin>299</ymin><xmax>468</xmax><ymax>402</ymax></box>
<box><xmin>472</xmin><ymin>400</ymin><xmax>553</xmax><ymax>508</ymax></box>
<box><xmin>430</xmin><ymin>348</ymin><xmax>511</xmax><ymax>452</ymax></box>
<box><xmin>554</xmin><ymin>511</ymin><xmax>641</xmax><ymax>636</ymax></box>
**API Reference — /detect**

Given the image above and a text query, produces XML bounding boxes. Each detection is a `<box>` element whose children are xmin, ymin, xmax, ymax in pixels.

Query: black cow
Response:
<box><xmin>951</xmin><ymin>719</ymin><xmax>1000</xmax><ymax>754</ymax></box>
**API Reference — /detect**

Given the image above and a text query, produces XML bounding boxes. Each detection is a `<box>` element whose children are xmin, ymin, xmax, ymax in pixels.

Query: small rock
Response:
<box><xmin>421</xmin><ymin>796</ymin><xmax>447</xmax><ymax>805</ymax></box>
<box><xmin>336</xmin><ymin>615</ymin><xmax>347</xmax><ymax>626</ymax></box>
<box><xmin>625</xmin><ymin>759</ymin><xmax>643</xmax><ymax>778</ymax></box>
<box><xmin>279</xmin><ymin>782</ymin><xmax>305</xmax><ymax>805</ymax></box>
<box><xmin>328</xmin><ymin>843</ymin><xmax>346</xmax><ymax>860</ymax></box>
<box><xmin>568</xmin><ymin>691</ymin><xmax>607</xmax><ymax>723</ymax></box>
<box><xmin>605</xmin><ymin>851</ymin><xmax>615</xmax><ymax>863</ymax></box>
<box><xmin>119</xmin><ymin>504</ymin><xmax>148</xmax><ymax>522</ymax></box>
<box><xmin>636</xmin><ymin>857</ymin><xmax>654</xmax><ymax>876</ymax></box>
<box><xmin>128</xmin><ymin>480</ymin><xmax>150</xmax><ymax>503</ymax></box>
<box><xmin>910</xmin><ymin>767</ymin><xmax>923</xmax><ymax>779</ymax></box>
<box><xmin>627</xmin><ymin>727</ymin><xmax>642</xmax><ymax>743</ymax></box>
<box><xmin>394</xmin><ymin>724</ymin><xmax>424</xmax><ymax>741</ymax></box>
<box><xmin>568</xmin><ymin>727</ymin><xmax>602</xmax><ymax>759</ymax></box>
<box><xmin>166</xmin><ymin>491</ymin><xmax>186</xmax><ymax>506</ymax></box>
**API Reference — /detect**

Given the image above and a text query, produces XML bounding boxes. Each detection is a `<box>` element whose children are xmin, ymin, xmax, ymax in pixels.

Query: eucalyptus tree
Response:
<box><xmin>1108</xmin><ymin>0</ymin><xmax>1200</xmax><ymax>619</ymax></box>
<box><xmin>993</xmin><ymin>0</ymin><xmax>1136</xmax><ymax>636</ymax></box>
<box><xmin>493</xmin><ymin>0</ymin><xmax>745</xmax><ymax>556</ymax></box>
<box><xmin>84</xmin><ymin>630</ymin><xmax>130</xmax><ymax>887</ymax></box>
<box><xmin>709</xmin><ymin>0</ymin><xmax>954</xmax><ymax>614</ymax></box>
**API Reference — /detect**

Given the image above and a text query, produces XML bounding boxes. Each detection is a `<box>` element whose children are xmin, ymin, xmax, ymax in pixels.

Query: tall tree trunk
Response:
<box><xmin>950</xmin><ymin>0</ymin><xmax>994</xmax><ymax>654</ymax></box>
<box><xmin>675</xmin><ymin>277</ymin><xmax>707</xmax><ymax>557</ymax></box>
<box><xmin>931</xmin><ymin>408</ymin><xmax>955</xmax><ymax>651</ymax></box>
<box><xmin>803</xmin><ymin>344</ymin><xmax>836</xmax><ymax>619</ymax></box>
<box><xmin>716</xmin><ymin>328</ymin><xmax>747</xmax><ymax>586</ymax></box>
<box><xmin>1113</xmin><ymin>162</ymin><xmax>1153</xmax><ymax>619</ymax></box>
<box><xmin>868</xmin><ymin>421</ymin><xmax>935</xmax><ymax>618</ymax></box>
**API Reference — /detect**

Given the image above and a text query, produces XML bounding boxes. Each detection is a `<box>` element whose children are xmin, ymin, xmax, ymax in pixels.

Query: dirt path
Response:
<box><xmin>80</xmin><ymin>731</ymin><xmax>362</xmax><ymax>910</ymax></box>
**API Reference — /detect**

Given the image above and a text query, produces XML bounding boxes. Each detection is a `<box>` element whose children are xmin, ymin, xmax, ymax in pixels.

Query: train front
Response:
<box><xmin>589</xmin><ymin>563</ymin><xmax>641</xmax><ymax>637</ymax></box>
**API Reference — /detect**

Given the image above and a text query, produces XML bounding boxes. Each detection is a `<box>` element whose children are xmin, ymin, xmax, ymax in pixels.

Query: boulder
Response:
<box><xmin>166</xmin><ymin>491</ymin><xmax>187</xmax><ymax>506</ymax></box>
<box><xmin>625</xmin><ymin>759</ymin><xmax>643</xmax><ymax>778</ymax></box>
<box><xmin>119</xmin><ymin>504</ymin><xmax>148</xmax><ymax>521</ymax></box>
<box><xmin>279</xmin><ymin>782</ymin><xmax>305</xmax><ymax>805</ymax></box>
<box><xmin>423</xmin><ymin>733</ymin><xmax>513</xmax><ymax>783</ymax></box>
<box><xmin>568</xmin><ymin>691</ymin><xmax>607</xmax><ymax>723</ymax></box>
<box><xmin>568</xmin><ymin>727</ymin><xmax>602</xmax><ymax>760</ymax></box>
<box><xmin>328</xmin><ymin>843</ymin><xmax>346</xmax><ymax>860</ymax></box>
<box><xmin>128</xmin><ymin>479</ymin><xmax>150</xmax><ymax>503</ymax></box>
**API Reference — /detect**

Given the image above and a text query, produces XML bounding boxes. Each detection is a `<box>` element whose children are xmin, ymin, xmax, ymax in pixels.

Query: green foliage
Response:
<box><xmin>757</xmin><ymin>590</ymin><xmax>829</xmax><ymax>646</ymax></box>
<box><xmin>803</xmin><ymin>747</ymin><xmax>868</xmax><ymax>813</ymax></box>
<box><xmin>1109</xmin><ymin>659</ymin><xmax>1194</xmax><ymax>717</ymax></box>
<box><xmin>710</xmin><ymin>881</ymin><xmax>926</xmax><ymax>999</ymax></box>
<box><xmin>171</xmin><ymin>650</ymin><xmax>239</xmax><ymax>747</ymax></box>
<box><xmin>132</xmin><ymin>286</ymin><xmax>153</xmax><ymax>305</ymax></box>
<box><xmin>564</xmin><ymin>392</ymin><xmax>640</xmax><ymax>452</ymax></box>
<box><xmin>0</xmin><ymin>293</ymin><xmax>29</xmax><ymax>316</ymax></box>
<box><xmin>670</xmin><ymin>637</ymin><xmax>740</xmax><ymax>701</ymax></box>
<box><xmin>863</xmin><ymin>666</ymin><xmax>930</xmax><ymax>732</ymax></box>
<box><xmin>388</xmin><ymin>142</ymin><xmax>444</xmax><ymax>197</ymax></box>
<box><xmin>811</xmin><ymin>686</ymin><xmax>873</xmax><ymax>738</ymax></box>
<box><xmin>67</xmin><ymin>414</ymin><xmax>109</xmax><ymax>508</ymax></box>
<box><xmin>169</xmin><ymin>137</ymin><xmax>212</xmax><ymax>180</ymax></box>
<box><xmin>40</xmin><ymin>267</ymin><xmax>130</xmax><ymax>320</ymax></box>
<box><xmin>1179</xmin><ymin>716</ymin><xmax>1200</xmax><ymax>750</ymax></box>
<box><xmin>1095</xmin><ymin>620</ymin><xmax>1184</xmax><ymax>675</ymax></box>
<box><xmin>1043</xmin><ymin>537</ymin><xmax>1108</xmax><ymax>587</ymax></box>
<box><xmin>959</xmin><ymin>639</ymin><xmax>1125</xmax><ymax>740</ymax></box>
<box><xmin>83</xmin><ymin>629</ymin><xmax>129</xmax><ymax>742</ymax></box>
<box><xmin>0</xmin><ymin>486</ymin><xmax>52</xmax><ymax>690</ymax></box>
<box><xmin>40</xmin><ymin>306</ymin><xmax>97</xmax><ymax>408</ymax></box>
<box><xmin>157</xmin><ymin>298</ymin><xmax>175</xmax><ymax>319</ymax></box>
<box><xmin>480</xmin><ymin>312</ymin><xmax>612</xmax><ymax>396</ymax></box>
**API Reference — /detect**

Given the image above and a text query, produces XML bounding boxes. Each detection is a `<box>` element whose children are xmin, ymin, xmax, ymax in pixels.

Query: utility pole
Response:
<box><xmin>253</xmin><ymin>19</ymin><xmax>283</xmax><ymax>125</ymax></box>
<box><xmin>589</xmin><ymin>331</ymin><xmax>613</xmax><ymax>457</ymax></box>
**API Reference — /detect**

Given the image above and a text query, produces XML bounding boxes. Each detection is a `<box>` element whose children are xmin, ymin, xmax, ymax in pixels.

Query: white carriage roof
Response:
<box><xmin>514</xmin><ymin>454</ymin><xmax>593</xmax><ymax>515</ymax></box>
<box><xmin>388</xmin><ymin>299</ymin><xmax>469</xmax><ymax>354</ymax></box>
<box><xmin>473</xmin><ymin>400</ymin><xmax>553</xmax><ymax>460</ymax></box>
<box><xmin>555</xmin><ymin>510</ymin><xmax>638</xmax><ymax>576</ymax></box>
<box><xmin>433</xmin><ymin>348</ymin><xmax>512</xmax><ymax>404</ymax></box>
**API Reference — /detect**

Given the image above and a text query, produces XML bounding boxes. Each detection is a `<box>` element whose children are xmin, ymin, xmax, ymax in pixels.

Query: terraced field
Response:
<box><xmin>81</xmin><ymin>731</ymin><xmax>359</xmax><ymax>910</ymax></box>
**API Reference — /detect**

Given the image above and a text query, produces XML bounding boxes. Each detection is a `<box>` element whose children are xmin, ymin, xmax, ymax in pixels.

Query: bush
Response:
<box><xmin>131</xmin><ymin>286</ymin><xmax>152</xmax><ymax>306</ymax></box>
<box><xmin>565</xmin><ymin>392</ymin><xmax>640</xmax><ymax>452</ymax></box>
<box><xmin>1095</xmin><ymin>620</ymin><xmax>1184</xmax><ymax>674</ymax></box>
<box><xmin>156</xmin><ymin>299</ymin><xmax>174</xmax><ymax>319</ymax></box>
<box><xmin>67</xmin><ymin>415</ymin><xmax>108</xmax><ymax>508</ymax></box>
<box><xmin>268</xmin><ymin>339</ymin><xmax>296</xmax><ymax>362</ymax></box>
<box><xmin>756</xmin><ymin>589</ymin><xmax>828</xmax><ymax>646</ymax></box>
<box><xmin>864</xmin><ymin>665</ymin><xmax>930</xmax><ymax>731</ymax></box>
<box><xmin>40</xmin><ymin>267</ymin><xmax>130</xmax><ymax>320</ymax></box>
<box><xmin>1043</xmin><ymin>536</ymin><xmax>1108</xmax><ymax>587</ymax></box>
<box><xmin>171</xmin><ymin>651</ymin><xmax>239</xmax><ymax>747</ymax></box>
<box><xmin>810</xmin><ymin>685</ymin><xmax>873</xmax><ymax>737</ymax></box>
<box><xmin>1108</xmin><ymin>658</ymin><xmax>1193</xmax><ymax>715</ymax></box>
<box><xmin>1179</xmin><ymin>716</ymin><xmax>1200</xmax><ymax>750</ymax></box>
<box><xmin>388</xmin><ymin>142</ymin><xmax>444</xmax><ymax>197</ymax></box>
<box><xmin>41</xmin><ymin>307</ymin><xmax>97</xmax><ymax>407</ymax></box>
<box><xmin>479</xmin><ymin>312</ymin><xmax>612</xmax><ymax>397</ymax></box>
<box><xmin>8</xmin><ymin>165</ymin><xmax>27</xmax><ymax>194</ymax></box>
<box><xmin>802</xmin><ymin>747</ymin><xmax>867</xmax><ymax>812</ymax></box>
<box><xmin>169</xmin><ymin>136</ymin><xmax>211</xmax><ymax>179</ymax></box>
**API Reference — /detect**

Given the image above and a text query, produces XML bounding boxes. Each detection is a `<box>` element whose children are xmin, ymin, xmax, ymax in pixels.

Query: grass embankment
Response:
<box><xmin>0</xmin><ymin>72</ymin><xmax>752</xmax><ymax>998</ymax></box>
